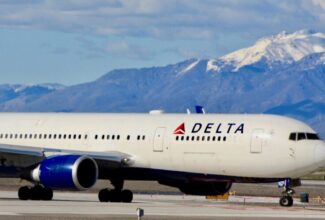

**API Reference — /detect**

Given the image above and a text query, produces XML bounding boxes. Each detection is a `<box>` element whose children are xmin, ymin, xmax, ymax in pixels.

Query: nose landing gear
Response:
<box><xmin>278</xmin><ymin>179</ymin><xmax>300</xmax><ymax>207</ymax></box>
<box><xmin>279</xmin><ymin>188</ymin><xmax>294</xmax><ymax>207</ymax></box>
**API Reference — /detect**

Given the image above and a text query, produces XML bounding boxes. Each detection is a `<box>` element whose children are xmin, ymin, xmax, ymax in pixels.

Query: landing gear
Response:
<box><xmin>18</xmin><ymin>185</ymin><xmax>53</xmax><ymax>201</ymax></box>
<box><xmin>98</xmin><ymin>179</ymin><xmax>133</xmax><ymax>203</ymax></box>
<box><xmin>279</xmin><ymin>188</ymin><xmax>295</xmax><ymax>207</ymax></box>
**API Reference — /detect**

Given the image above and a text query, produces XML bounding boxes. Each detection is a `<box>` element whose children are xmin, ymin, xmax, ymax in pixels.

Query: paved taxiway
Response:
<box><xmin>0</xmin><ymin>191</ymin><xmax>325</xmax><ymax>220</ymax></box>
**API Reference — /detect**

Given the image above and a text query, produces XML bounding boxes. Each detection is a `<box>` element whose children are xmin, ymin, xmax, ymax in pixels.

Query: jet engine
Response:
<box><xmin>31</xmin><ymin>155</ymin><xmax>98</xmax><ymax>190</ymax></box>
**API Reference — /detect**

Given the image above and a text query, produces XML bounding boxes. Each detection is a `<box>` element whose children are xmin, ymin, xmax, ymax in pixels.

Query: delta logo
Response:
<box><xmin>173</xmin><ymin>123</ymin><xmax>185</xmax><ymax>135</ymax></box>
<box><xmin>173</xmin><ymin>122</ymin><xmax>245</xmax><ymax>135</ymax></box>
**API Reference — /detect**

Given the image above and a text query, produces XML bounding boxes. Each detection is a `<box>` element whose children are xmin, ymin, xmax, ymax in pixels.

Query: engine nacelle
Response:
<box><xmin>31</xmin><ymin>155</ymin><xmax>98</xmax><ymax>190</ymax></box>
<box><xmin>178</xmin><ymin>181</ymin><xmax>232</xmax><ymax>195</ymax></box>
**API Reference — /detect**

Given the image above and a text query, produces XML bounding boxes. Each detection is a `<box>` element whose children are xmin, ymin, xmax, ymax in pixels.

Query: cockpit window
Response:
<box><xmin>297</xmin><ymin>133</ymin><xmax>306</xmax><ymax>141</ymax></box>
<box><xmin>306</xmin><ymin>133</ymin><xmax>320</xmax><ymax>140</ymax></box>
<box><xmin>289</xmin><ymin>133</ymin><xmax>296</xmax><ymax>141</ymax></box>
<box><xmin>289</xmin><ymin>132</ymin><xmax>320</xmax><ymax>141</ymax></box>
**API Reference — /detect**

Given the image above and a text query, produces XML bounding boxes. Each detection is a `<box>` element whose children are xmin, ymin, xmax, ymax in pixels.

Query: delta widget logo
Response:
<box><xmin>173</xmin><ymin>123</ymin><xmax>185</xmax><ymax>135</ymax></box>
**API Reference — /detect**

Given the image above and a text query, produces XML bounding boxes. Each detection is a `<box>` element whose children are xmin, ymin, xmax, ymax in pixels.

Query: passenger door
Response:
<box><xmin>153</xmin><ymin>127</ymin><xmax>166</xmax><ymax>152</ymax></box>
<box><xmin>250</xmin><ymin>129</ymin><xmax>264</xmax><ymax>153</ymax></box>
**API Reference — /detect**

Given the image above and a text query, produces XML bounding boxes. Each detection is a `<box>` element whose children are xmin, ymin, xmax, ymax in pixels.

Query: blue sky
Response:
<box><xmin>0</xmin><ymin>0</ymin><xmax>324</xmax><ymax>85</ymax></box>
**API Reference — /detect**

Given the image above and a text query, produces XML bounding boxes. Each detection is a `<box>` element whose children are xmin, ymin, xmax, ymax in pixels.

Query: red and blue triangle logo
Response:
<box><xmin>174</xmin><ymin>123</ymin><xmax>185</xmax><ymax>135</ymax></box>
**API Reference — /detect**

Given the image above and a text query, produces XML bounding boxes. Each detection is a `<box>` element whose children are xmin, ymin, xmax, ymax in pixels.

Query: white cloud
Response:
<box><xmin>0</xmin><ymin>0</ymin><xmax>324</xmax><ymax>59</ymax></box>
<box><xmin>0</xmin><ymin>0</ymin><xmax>323</xmax><ymax>40</ymax></box>
<box><xmin>106</xmin><ymin>40</ymin><xmax>156</xmax><ymax>60</ymax></box>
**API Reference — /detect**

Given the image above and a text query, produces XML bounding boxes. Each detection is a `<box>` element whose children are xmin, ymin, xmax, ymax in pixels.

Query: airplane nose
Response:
<box><xmin>314</xmin><ymin>142</ymin><xmax>325</xmax><ymax>167</ymax></box>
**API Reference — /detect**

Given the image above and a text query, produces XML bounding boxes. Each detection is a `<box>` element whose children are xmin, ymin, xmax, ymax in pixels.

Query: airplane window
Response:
<box><xmin>94</xmin><ymin>135</ymin><xmax>98</xmax><ymax>140</ymax></box>
<box><xmin>44</xmin><ymin>134</ymin><xmax>47</xmax><ymax>139</ymax></box>
<box><xmin>191</xmin><ymin>136</ymin><xmax>195</xmax><ymax>141</ymax></box>
<box><xmin>53</xmin><ymin>134</ymin><xmax>57</xmax><ymax>139</ymax></box>
<box><xmin>196</xmin><ymin>136</ymin><xmax>200</xmax><ymax>141</ymax></box>
<box><xmin>289</xmin><ymin>133</ymin><xmax>296</xmax><ymax>141</ymax></box>
<box><xmin>306</xmin><ymin>133</ymin><xmax>320</xmax><ymax>140</ymax></box>
<box><xmin>58</xmin><ymin>134</ymin><xmax>62</xmax><ymax>139</ymax></box>
<box><xmin>176</xmin><ymin>136</ymin><xmax>179</xmax><ymax>141</ymax></box>
<box><xmin>181</xmin><ymin>136</ymin><xmax>184</xmax><ymax>141</ymax></box>
<box><xmin>218</xmin><ymin>136</ymin><xmax>221</xmax><ymax>141</ymax></box>
<box><xmin>19</xmin><ymin>134</ymin><xmax>23</xmax><ymax>139</ymax></box>
<box><xmin>137</xmin><ymin>135</ymin><xmax>140</xmax><ymax>140</ymax></box>
<box><xmin>68</xmin><ymin>134</ymin><xmax>72</xmax><ymax>139</ymax></box>
<box><xmin>49</xmin><ymin>134</ymin><xmax>52</xmax><ymax>139</ymax></box>
<box><xmin>34</xmin><ymin>134</ymin><xmax>37</xmax><ymax>139</ymax></box>
<box><xmin>186</xmin><ymin>136</ymin><xmax>190</xmax><ymax>141</ymax></box>
<box><xmin>202</xmin><ymin>136</ymin><xmax>205</xmax><ymax>141</ymax></box>
<box><xmin>29</xmin><ymin>134</ymin><xmax>32</xmax><ymax>139</ymax></box>
<box><xmin>5</xmin><ymin>134</ymin><xmax>8</xmax><ymax>139</ymax></box>
<box><xmin>39</xmin><ymin>134</ymin><xmax>42</xmax><ymax>139</ymax></box>
<box><xmin>297</xmin><ymin>133</ymin><xmax>306</xmax><ymax>141</ymax></box>
<box><xmin>101</xmin><ymin>135</ymin><xmax>105</xmax><ymax>140</ymax></box>
<box><xmin>73</xmin><ymin>134</ymin><xmax>76</xmax><ymax>139</ymax></box>
<box><xmin>142</xmin><ymin>135</ymin><xmax>145</xmax><ymax>140</ymax></box>
<box><xmin>78</xmin><ymin>134</ymin><xmax>81</xmax><ymax>139</ymax></box>
<box><xmin>127</xmin><ymin>135</ymin><xmax>130</xmax><ymax>140</ymax></box>
<box><xmin>15</xmin><ymin>134</ymin><xmax>18</xmax><ymax>139</ymax></box>
<box><xmin>24</xmin><ymin>134</ymin><xmax>28</xmax><ymax>139</ymax></box>
<box><xmin>223</xmin><ymin>136</ymin><xmax>227</xmax><ymax>141</ymax></box>
<box><xmin>212</xmin><ymin>136</ymin><xmax>216</xmax><ymax>141</ymax></box>
<box><xmin>207</xmin><ymin>136</ymin><xmax>210</xmax><ymax>141</ymax></box>
<box><xmin>112</xmin><ymin>135</ymin><xmax>116</xmax><ymax>140</ymax></box>
<box><xmin>0</xmin><ymin>134</ymin><xmax>2</xmax><ymax>139</ymax></box>
<box><xmin>106</xmin><ymin>135</ymin><xmax>110</xmax><ymax>140</ymax></box>
<box><xmin>84</xmin><ymin>134</ymin><xmax>88</xmax><ymax>139</ymax></box>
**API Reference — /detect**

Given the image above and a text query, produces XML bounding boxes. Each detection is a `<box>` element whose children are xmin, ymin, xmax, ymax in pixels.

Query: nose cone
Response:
<box><xmin>314</xmin><ymin>142</ymin><xmax>325</xmax><ymax>167</ymax></box>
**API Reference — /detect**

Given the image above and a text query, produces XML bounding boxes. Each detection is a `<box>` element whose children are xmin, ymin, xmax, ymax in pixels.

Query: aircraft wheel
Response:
<box><xmin>121</xmin><ymin>189</ymin><xmax>133</xmax><ymax>203</ymax></box>
<box><xmin>279</xmin><ymin>196</ymin><xmax>293</xmax><ymax>207</ymax></box>
<box><xmin>109</xmin><ymin>190</ymin><xmax>121</xmax><ymax>202</ymax></box>
<box><xmin>98</xmin><ymin>189</ymin><xmax>110</xmax><ymax>202</ymax></box>
<box><xmin>18</xmin><ymin>186</ymin><xmax>31</xmax><ymax>200</ymax></box>
<box><xmin>30</xmin><ymin>185</ymin><xmax>45</xmax><ymax>200</ymax></box>
<box><xmin>42</xmin><ymin>187</ymin><xmax>53</xmax><ymax>201</ymax></box>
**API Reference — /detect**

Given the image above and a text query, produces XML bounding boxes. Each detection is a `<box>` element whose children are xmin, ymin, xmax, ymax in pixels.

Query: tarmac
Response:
<box><xmin>1</xmin><ymin>189</ymin><xmax>325</xmax><ymax>220</ymax></box>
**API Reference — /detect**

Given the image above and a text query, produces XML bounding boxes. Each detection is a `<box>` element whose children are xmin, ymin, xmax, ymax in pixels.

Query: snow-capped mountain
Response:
<box><xmin>207</xmin><ymin>29</ymin><xmax>325</xmax><ymax>72</ymax></box>
<box><xmin>0</xmin><ymin>84</ymin><xmax>65</xmax><ymax>111</ymax></box>
<box><xmin>0</xmin><ymin>30</ymin><xmax>324</xmax><ymax>137</ymax></box>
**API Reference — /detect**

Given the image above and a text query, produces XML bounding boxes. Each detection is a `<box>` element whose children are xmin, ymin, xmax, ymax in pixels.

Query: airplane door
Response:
<box><xmin>153</xmin><ymin>127</ymin><xmax>166</xmax><ymax>152</ymax></box>
<box><xmin>250</xmin><ymin>129</ymin><xmax>264</xmax><ymax>153</ymax></box>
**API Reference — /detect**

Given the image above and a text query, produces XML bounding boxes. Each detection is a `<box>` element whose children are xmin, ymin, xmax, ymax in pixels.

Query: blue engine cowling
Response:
<box><xmin>31</xmin><ymin>155</ymin><xmax>98</xmax><ymax>190</ymax></box>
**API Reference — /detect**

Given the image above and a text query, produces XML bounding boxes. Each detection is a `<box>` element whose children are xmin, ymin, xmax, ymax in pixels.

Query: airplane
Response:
<box><xmin>0</xmin><ymin>112</ymin><xmax>324</xmax><ymax>207</ymax></box>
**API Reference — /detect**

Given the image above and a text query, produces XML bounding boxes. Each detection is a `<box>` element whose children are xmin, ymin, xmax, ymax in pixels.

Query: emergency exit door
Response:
<box><xmin>153</xmin><ymin>127</ymin><xmax>166</xmax><ymax>152</ymax></box>
<box><xmin>250</xmin><ymin>129</ymin><xmax>264</xmax><ymax>153</ymax></box>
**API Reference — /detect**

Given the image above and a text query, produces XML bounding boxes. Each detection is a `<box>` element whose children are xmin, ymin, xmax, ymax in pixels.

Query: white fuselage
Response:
<box><xmin>0</xmin><ymin>113</ymin><xmax>324</xmax><ymax>180</ymax></box>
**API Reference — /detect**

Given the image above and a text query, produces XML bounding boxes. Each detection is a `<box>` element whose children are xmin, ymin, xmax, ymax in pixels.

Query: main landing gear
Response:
<box><xmin>18</xmin><ymin>185</ymin><xmax>53</xmax><ymax>201</ymax></box>
<box><xmin>98</xmin><ymin>179</ymin><xmax>133</xmax><ymax>203</ymax></box>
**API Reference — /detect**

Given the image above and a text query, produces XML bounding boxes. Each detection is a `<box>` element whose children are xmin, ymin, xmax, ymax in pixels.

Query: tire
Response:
<box><xmin>42</xmin><ymin>188</ymin><xmax>53</xmax><ymax>201</ymax></box>
<box><xmin>109</xmin><ymin>190</ymin><xmax>121</xmax><ymax>203</ymax></box>
<box><xmin>18</xmin><ymin>186</ymin><xmax>31</xmax><ymax>200</ymax></box>
<box><xmin>30</xmin><ymin>185</ymin><xmax>43</xmax><ymax>200</ymax></box>
<box><xmin>280</xmin><ymin>196</ymin><xmax>293</xmax><ymax>207</ymax></box>
<box><xmin>121</xmin><ymin>190</ymin><xmax>133</xmax><ymax>203</ymax></box>
<box><xmin>98</xmin><ymin>189</ymin><xmax>110</xmax><ymax>202</ymax></box>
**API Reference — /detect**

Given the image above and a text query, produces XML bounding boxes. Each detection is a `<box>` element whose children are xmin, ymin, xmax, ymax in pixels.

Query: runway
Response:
<box><xmin>0</xmin><ymin>191</ymin><xmax>325</xmax><ymax>219</ymax></box>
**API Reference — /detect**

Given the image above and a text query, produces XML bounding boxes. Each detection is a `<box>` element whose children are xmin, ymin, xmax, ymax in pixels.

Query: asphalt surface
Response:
<box><xmin>0</xmin><ymin>179</ymin><xmax>325</xmax><ymax>219</ymax></box>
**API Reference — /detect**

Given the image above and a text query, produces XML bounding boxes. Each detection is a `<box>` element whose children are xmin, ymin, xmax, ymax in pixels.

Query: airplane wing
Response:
<box><xmin>0</xmin><ymin>144</ymin><xmax>132</xmax><ymax>170</ymax></box>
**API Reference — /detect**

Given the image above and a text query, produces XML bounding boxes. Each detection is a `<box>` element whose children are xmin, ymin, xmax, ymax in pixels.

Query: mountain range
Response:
<box><xmin>1</xmin><ymin>29</ymin><xmax>325</xmax><ymax>137</ymax></box>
